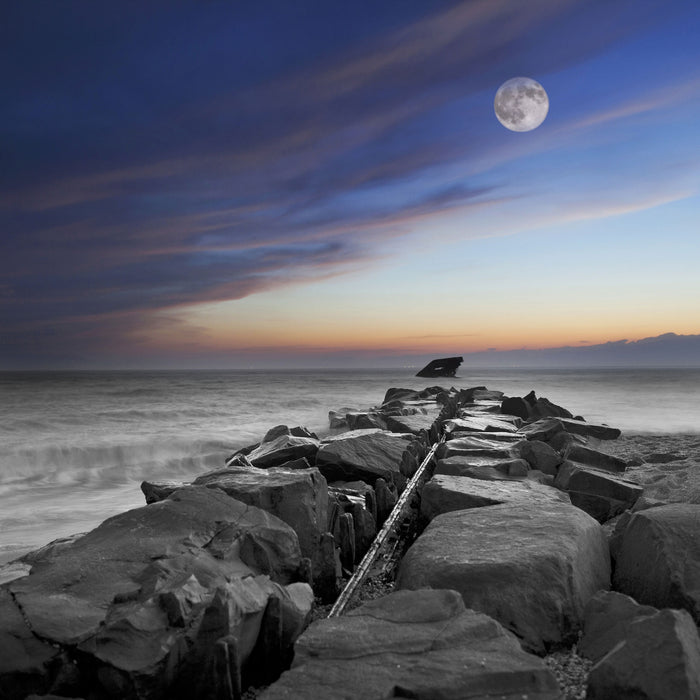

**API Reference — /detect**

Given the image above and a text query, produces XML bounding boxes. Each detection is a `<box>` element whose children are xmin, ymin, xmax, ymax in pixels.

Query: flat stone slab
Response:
<box><xmin>435</xmin><ymin>455</ymin><xmax>530</xmax><ymax>481</ymax></box>
<box><xmin>396</xmin><ymin>502</ymin><xmax>611</xmax><ymax>652</ymax></box>
<box><xmin>557</xmin><ymin>417</ymin><xmax>621</xmax><ymax>441</ymax></box>
<box><xmin>554</xmin><ymin>461</ymin><xmax>643</xmax><ymax>522</ymax></box>
<box><xmin>316</xmin><ymin>430</ymin><xmax>411</xmax><ymax>488</ymax></box>
<box><xmin>260</xmin><ymin>589</ymin><xmax>560</xmax><ymax>700</ymax></box>
<box><xmin>444</xmin><ymin>416</ymin><xmax>520</xmax><ymax>434</ymax></box>
<box><xmin>612</xmin><ymin>503</ymin><xmax>700</xmax><ymax>622</ymax></box>
<box><xmin>564</xmin><ymin>444</ymin><xmax>627</xmax><ymax>473</ymax></box>
<box><xmin>421</xmin><ymin>474</ymin><xmax>570</xmax><ymax>521</ymax></box>
<box><xmin>384</xmin><ymin>412</ymin><xmax>437</xmax><ymax>435</ymax></box>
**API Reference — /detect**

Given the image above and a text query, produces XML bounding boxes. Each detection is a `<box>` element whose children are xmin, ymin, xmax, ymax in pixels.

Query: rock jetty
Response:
<box><xmin>2</xmin><ymin>385</ymin><xmax>699</xmax><ymax>700</ymax></box>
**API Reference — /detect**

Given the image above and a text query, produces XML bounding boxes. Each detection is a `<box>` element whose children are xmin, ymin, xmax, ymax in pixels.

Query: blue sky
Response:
<box><xmin>1</xmin><ymin>0</ymin><xmax>699</xmax><ymax>368</ymax></box>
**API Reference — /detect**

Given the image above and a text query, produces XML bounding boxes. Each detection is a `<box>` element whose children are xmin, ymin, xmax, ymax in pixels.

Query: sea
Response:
<box><xmin>1</xmin><ymin>368</ymin><xmax>699</xmax><ymax>565</ymax></box>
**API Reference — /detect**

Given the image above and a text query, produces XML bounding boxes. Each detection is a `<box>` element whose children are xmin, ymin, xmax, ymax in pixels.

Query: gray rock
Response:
<box><xmin>396</xmin><ymin>502</ymin><xmax>611</xmax><ymax>652</ymax></box>
<box><xmin>260</xmin><ymin>589</ymin><xmax>560</xmax><ymax>700</ymax></box>
<box><xmin>420</xmin><ymin>474</ymin><xmax>570</xmax><ymax>521</ymax></box>
<box><xmin>564</xmin><ymin>443</ymin><xmax>627</xmax><ymax>473</ymax></box>
<box><xmin>384</xmin><ymin>412</ymin><xmax>437</xmax><ymax>436</ymax></box>
<box><xmin>579</xmin><ymin>590</ymin><xmax>658</xmax><ymax>663</ymax></box>
<box><xmin>315</xmin><ymin>430</ymin><xmax>411</xmax><ymax>489</ymax></box>
<box><xmin>328</xmin><ymin>407</ymin><xmax>355</xmax><ymax>429</ymax></box>
<box><xmin>518</xmin><ymin>439</ymin><xmax>563</xmax><ymax>475</ymax></box>
<box><xmin>246</xmin><ymin>434</ymin><xmax>320</xmax><ymax>469</ymax></box>
<box><xmin>587</xmin><ymin>608</ymin><xmax>700</xmax><ymax>700</ymax></box>
<box><xmin>517</xmin><ymin>418</ymin><xmax>566</xmax><ymax>442</ymax></box>
<box><xmin>435</xmin><ymin>455</ymin><xmax>531</xmax><ymax>481</ymax></box>
<box><xmin>192</xmin><ymin>464</ymin><xmax>328</xmax><ymax>579</ymax></box>
<box><xmin>444</xmin><ymin>415</ymin><xmax>520</xmax><ymax>434</ymax></box>
<box><xmin>345</xmin><ymin>411</ymin><xmax>387</xmax><ymax>430</ymax></box>
<box><xmin>557</xmin><ymin>418</ymin><xmax>621</xmax><ymax>441</ymax></box>
<box><xmin>554</xmin><ymin>461</ymin><xmax>643</xmax><ymax>522</ymax></box>
<box><xmin>612</xmin><ymin>504</ymin><xmax>700</xmax><ymax>621</ymax></box>
<box><xmin>3</xmin><ymin>487</ymin><xmax>306</xmax><ymax>699</ymax></box>
<box><xmin>500</xmin><ymin>396</ymin><xmax>532</xmax><ymax>420</ymax></box>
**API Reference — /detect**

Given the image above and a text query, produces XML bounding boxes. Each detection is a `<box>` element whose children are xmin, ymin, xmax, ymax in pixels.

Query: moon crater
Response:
<box><xmin>494</xmin><ymin>77</ymin><xmax>549</xmax><ymax>132</ymax></box>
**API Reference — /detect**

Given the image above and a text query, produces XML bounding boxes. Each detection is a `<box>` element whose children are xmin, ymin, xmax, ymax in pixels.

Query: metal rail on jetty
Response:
<box><xmin>327</xmin><ymin>434</ymin><xmax>446</xmax><ymax>618</ymax></box>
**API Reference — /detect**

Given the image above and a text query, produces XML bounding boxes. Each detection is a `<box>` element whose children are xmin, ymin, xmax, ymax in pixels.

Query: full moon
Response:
<box><xmin>494</xmin><ymin>77</ymin><xmax>549</xmax><ymax>132</ymax></box>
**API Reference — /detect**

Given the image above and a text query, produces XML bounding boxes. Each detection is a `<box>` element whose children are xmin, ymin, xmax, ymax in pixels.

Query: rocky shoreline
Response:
<box><xmin>1</xmin><ymin>385</ymin><xmax>699</xmax><ymax>700</ymax></box>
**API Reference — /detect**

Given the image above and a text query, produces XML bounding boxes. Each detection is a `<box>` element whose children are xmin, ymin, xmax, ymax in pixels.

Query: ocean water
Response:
<box><xmin>1</xmin><ymin>368</ymin><xmax>699</xmax><ymax>564</ymax></box>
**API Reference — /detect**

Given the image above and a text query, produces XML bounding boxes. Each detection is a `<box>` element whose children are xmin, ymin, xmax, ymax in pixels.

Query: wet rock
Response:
<box><xmin>420</xmin><ymin>474</ymin><xmax>570</xmax><ymax>521</ymax></box>
<box><xmin>587</xmin><ymin>608</ymin><xmax>700</xmax><ymax>700</ymax></box>
<box><xmin>611</xmin><ymin>503</ymin><xmax>700</xmax><ymax>621</ymax></box>
<box><xmin>525</xmin><ymin>392</ymin><xmax>574</xmax><ymax>420</ymax></box>
<box><xmin>315</xmin><ymin>430</ymin><xmax>411</xmax><ymax>489</ymax></box>
<box><xmin>260</xmin><ymin>589</ymin><xmax>560</xmax><ymax>700</ymax></box>
<box><xmin>554</xmin><ymin>462</ymin><xmax>643</xmax><ymax>522</ymax></box>
<box><xmin>396</xmin><ymin>502</ymin><xmax>611</xmax><ymax>652</ymax></box>
<box><xmin>382</xmin><ymin>387</ymin><xmax>420</xmax><ymax>404</ymax></box>
<box><xmin>140</xmin><ymin>479</ymin><xmax>185</xmax><ymax>504</ymax></box>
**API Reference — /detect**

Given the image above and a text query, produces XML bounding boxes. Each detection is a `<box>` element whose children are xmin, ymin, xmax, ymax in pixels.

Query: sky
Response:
<box><xmin>2</xmin><ymin>0</ymin><xmax>699</xmax><ymax>369</ymax></box>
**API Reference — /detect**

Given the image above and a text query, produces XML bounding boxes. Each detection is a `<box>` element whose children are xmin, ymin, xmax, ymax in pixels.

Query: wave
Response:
<box><xmin>0</xmin><ymin>438</ymin><xmax>235</xmax><ymax>492</ymax></box>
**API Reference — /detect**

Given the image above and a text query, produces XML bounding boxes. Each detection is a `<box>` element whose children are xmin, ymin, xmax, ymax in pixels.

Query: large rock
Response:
<box><xmin>517</xmin><ymin>439</ymin><xmax>563</xmax><ymax>475</ymax></box>
<box><xmin>245</xmin><ymin>434</ymin><xmax>320</xmax><ymax>469</ymax></box>
<box><xmin>564</xmin><ymin>443</ymin><xmax>627</xmax><ymax>473</ymax></box>
<box><xmin>420</xmin><ymin>474</ymin><xmax>570</xmax><ymax>521</ymax></box>
<box><xmin>517</xmin><ymin>418</ymin><xmax>566</xmax><ymax>443</ymax></box>
<box><xmin>260</xmin><ymin>589</ymin><xmax>560</xmax><ymax>700</ymax></box>
<box><xmin>315</xmin><ymin>431</ymin><xmax>412</xmax><ymax>489</ymax></box>
<box><xmin>611</xmin><ymin>504</ymin><xmax>700</xmax><ymax>621</ymax></box>
<box><xmin>554</xmin><ymin>461</ymin><xmax>643</xmax><ymax>522</ymax></box>
<box><xmin>587</xmin><ymin>608</ymin><xmax>700</xmax><ymax>700</ymax></box>
<box><xmin>2</xmin><ymin>487</ymin><xmax>307</xmax><ymax>699</ymax></box>
<box><xmin>579</xmin><ymin>590</ymin><xmax>658</xmax><ymax>663</ymax></box>
<box><xmin>557</xmin><ymin>417</ymin><xmax>621</xmax><ymax>441</ymax></box>
<box><xmin>444</xmin><ymin>415</ymin><xmax>520</xmax><ymax>434</ymax></box>
<box><xmin>396</xmin><ymin>502</ymin><xmax>611</xmax><ymax>652</ymax></box>
<box><xmin>191</xmin><ymin>464</ymin><xmax>328</xmax><ymax>579</ymax></box>
<box><xmin>435</xmin><ymin>455</ymin><xmax>530</xmax><ymax>481</ymax></box>
<box><xmin>383</xmin><ymin>412</ymin><xmax>437</xmax><ymax>436</ymax></box>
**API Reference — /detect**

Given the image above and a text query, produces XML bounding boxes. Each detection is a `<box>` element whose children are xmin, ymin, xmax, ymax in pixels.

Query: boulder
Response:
<box><xmin>2</xmin><ymin>487</ymin><xmax>306</xmax><ymax>699</ymax></box>
<box><xmin>328</xmin><ymin>407</ymin><xmax>355</xmax><ymax>429</ymax></box>
<box><xmin>140</xmin><ymin>480</ymin><xmax>185</xmax><ymax>504</ymax></box>
<box><xmin>440</xmin><ymin>443</ymin><xmax>516</xmax><ymax>461</ymax></box>
<box><xmin>396</xmin><ymin>502</ymin><xmax>611</xmax><ymax>652</ymax></box>
<box><xmin>564</xmin><ymin>443</ymin><xmax>627</xmax><ymax>473</ymax></box>
<box><xmin>345</xmin><ymin>411</ymin><xmax>387</xmax><ymax>431</ymax></box>
<box><xmin>315</xmin><ymin>431</ymin><xmax>412</xmax><ymax>489</ymax></box>
<box><xmin>611</xmin><ymin>504</ymin><xmax>700</xmax><ymax>621</ymax></box>
<box><xmin>517</xmin><ymin>418</ymin><xmax>566</xmax><ymax>443</ymax></box>
<box><xmin>260</xmin><ymin>589</ymin><xmax>560</xmax><ymax>700</ymax></box>
<box><xmin>435</xmin><ymin>455</ymin><xmax>530</xmax><ymax>481</ymax></box>
<box><xmin>554</xmin><ymin>462</ymin><xmax>643</xmax><ymax>522</ymax></box>
<box><xmin>587</xmin><ymin>608</ymin><xmax>700</xmax><ymax>700</ymax></box>
<box><xmin>500</xmin><ymin>396</ymin><xmax>532</xmax><ymax>420</ymax></box>
<box><xmin>524</xmin><ymin>392</ymin><xmax>574</xmax><ymax>420</ymax></box>
<box><xmin>517</xmin><ymin>439</ymin><xmax>563</xmax><ymax>475</ymax></box>
<box><xmin>383</xmin><ymin>412</ymin><xmax>437</xmax><ymax>436</ymax></box>
<box><xmin>420</xmin><ymin>474</ymin><xmax>570</xmax><ymax>521</ymax></box>
<box><xmin>382</xmin><ymin>387</ymin><xmax>420</xmax><ymax>404</ymax></box>
<box><xmin>557</xmin><ymin>418</ymin><xmax>621</xmax><ymax>441</ymax></box>
<box><xmin>444</xmin><ymin>416</ymin><xmax>520</xmax><ymax>434</ymax></box>
<box><xmin>245</xmin><ymin>434</ymin><xmax>320</xmax><ymax>469</ymax></box>
<box><xmin>191</xmin><ymin>465</ymin><xmax>328</xmax><ymax>573</ymax></box>
<box><xmin>579</xmin><ymin>590</ymin><xmax>658</xmax><ymax>663</ymax></box>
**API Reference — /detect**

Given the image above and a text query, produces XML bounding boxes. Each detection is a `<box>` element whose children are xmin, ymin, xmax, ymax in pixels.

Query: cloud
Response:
<box><xmin>0</xmin><ymin>0</ymin><xmax>687</xmax><ymax>366</ymax></box>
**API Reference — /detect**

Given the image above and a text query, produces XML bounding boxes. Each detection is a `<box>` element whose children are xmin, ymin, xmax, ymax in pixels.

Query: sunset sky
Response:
<box><xmin>2</xmin><ymin>0</ymin><xmax>699</xmax><ymax>368</ymax></box>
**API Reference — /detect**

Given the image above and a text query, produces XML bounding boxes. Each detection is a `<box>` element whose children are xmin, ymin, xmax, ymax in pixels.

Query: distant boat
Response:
<box><xmin>415</xmin><ymin>356</ymin><xmax>463</xmax><ymax>378</ymax></box>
